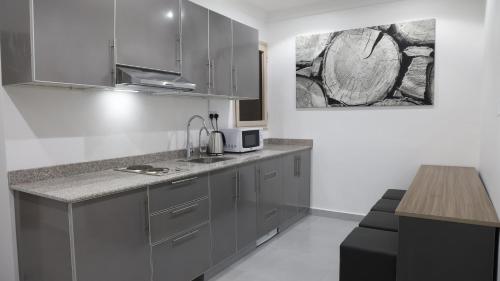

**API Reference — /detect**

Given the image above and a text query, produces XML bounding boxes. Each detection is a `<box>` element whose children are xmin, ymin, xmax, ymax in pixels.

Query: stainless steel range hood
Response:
<box><xmin>115</xmin><ymin>65</ymin><xmax>196</xmax><ymax>94</ymax></box>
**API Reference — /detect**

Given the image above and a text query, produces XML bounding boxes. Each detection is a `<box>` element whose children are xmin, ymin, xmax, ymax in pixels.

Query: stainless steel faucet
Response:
<box><xmin>186</xmin><ymin>115</ymin><xmax>209</xmax><ymax>159</ymax></box>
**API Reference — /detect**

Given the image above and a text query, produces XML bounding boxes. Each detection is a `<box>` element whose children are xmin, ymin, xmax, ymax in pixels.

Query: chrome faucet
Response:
<box><xmin>186</xmin><ymin>115</ymin><xmax>210</xmax><ymax>159</ymax></box>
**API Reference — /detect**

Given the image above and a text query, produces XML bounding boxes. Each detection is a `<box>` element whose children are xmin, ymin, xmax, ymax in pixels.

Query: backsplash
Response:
<box><xmin>1</xmin><ymin>85</ymin><xmax>232</xmax><ymax>171</ymax></box>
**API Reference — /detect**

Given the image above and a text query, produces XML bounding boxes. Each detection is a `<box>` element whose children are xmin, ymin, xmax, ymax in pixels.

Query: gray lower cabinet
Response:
<box><xmin>181</xmin><ymin>0</ymin><xmax>209</xmax><ymax>94</ymax></box>
<box><xmin>210</xmin><ymin>168</ymin><xmax>238</xmax><ymax>266</ymax></box>
<box><xmin>257</xmin><ymin>158</ymin><xmax>283</xmax><ymax>237</ymax></box>
<box><xmin>232</xmin><ymin>21</ymin><xmax>260</xmax><ymax>99</ymax></box>
<box><xmin>281</xmin><ymin>153</ymin><xmax>300</xmax><ymax>226</ymax></box>
<box><xmin>149</xmin><ymin>174</ymin><xmax>210</xmax><ymax>281</ymax></box>
<box><xmin>14</xmin><ymin>150</ymin><xmax>310</xmax><ymax>281</ymax></box>
<box><xmin>116</xmin><ymin>0</ymin><xmax>181</xmax><ymax>72</ymax></box>
<box><xmin>209</xmin><ymin>11</ymin><xmax>233</xmax><ymax>96</ymax></box>
<box><xmin>15</xmin><ymin>193</ymin><xmax>73</xmax><ymax>281</ymax></box>
<box><xmin>280</xmin><ymin>150</ymin><xmax>312</xmax><ymax>229</ymax></box>
<box><xmin>298</xmin><ymin>150</ymin><xmax>312</xmax><ymax>213</ymax></box>
<box><xmin>72</xmin><ymin>189</ymin><xmax>151</xmax><ymax>281</ymax></box>
<box><xmin>152</xmin><ymin>223</ymin><xmax>211</xmax><ymax>281</ymax></box>
<box><xmin>237</xmin><ymin>164</ymin><xmax>258</xmax><ymax>250</ymax></box>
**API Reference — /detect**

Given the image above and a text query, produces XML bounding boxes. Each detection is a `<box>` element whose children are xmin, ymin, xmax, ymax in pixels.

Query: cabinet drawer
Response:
<box><xmin>149</xmin><ymin>174</ymin><xmax>208</xmax><ymax>213</ymax></box>
<box><xmin>150</xmin><ymin>198</ymin><xmax>209</xmax><ymax>244</ymax></box>
<box><xmin>152</xmin><ymin>223</ymin><xmax>210</xmax><ymax>281</ymax></box>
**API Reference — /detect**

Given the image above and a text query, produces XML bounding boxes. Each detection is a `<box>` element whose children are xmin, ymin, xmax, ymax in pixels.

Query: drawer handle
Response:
<box><xmin>171</xmin><ymin>203</ymin><xmax>199</xmax><ymax>216</ymax></box>
<box><xmin>265</xmin><ymin>208</ymin><xmax>278</xmax><ymax>219</ymax></box>
<box><xmin>172</xmin><ymin>229</ymin><xmax>200</xmax><ymax>245</ymax></box>
<box><xmin>264</xmin><ymin>171</ymin><xmax>277</xmax><ymax>180</ymax></box>
<box><xmin>171</xmin><ymin>177</ymin><xmax>198</xmax><ymax>185</ymax></box>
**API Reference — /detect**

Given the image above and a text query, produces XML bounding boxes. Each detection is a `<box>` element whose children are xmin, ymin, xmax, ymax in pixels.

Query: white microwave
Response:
<box><xmin>220</xmin><ymin>128</ymin><xmax>264</xmax><ymax>153</ymax></box>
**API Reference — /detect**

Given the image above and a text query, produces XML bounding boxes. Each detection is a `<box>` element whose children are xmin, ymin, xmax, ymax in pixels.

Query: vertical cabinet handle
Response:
<box><xmin>257</xmin><ymin>168</ymin><xmax>261</xmax><ymax>193</ymax></box>
<box><xmin>236</xmin><ymin>172</ymin><xmax>240</xmax><ymax>200</ymax></box>
<box><xmin>207</xmin><ymin>59</ymin><xmax>212</xmax><ymax>89</ymax></box>
<box><xmin>176</xmin><ymin>33</ymin><xmax>181</xmax><ymax>67</ymax></box>
<box><xmin>211</xmin><ymin>59</ymin><xmax>215</xmax><ymax>91</ymax></box>
<box><xmin>109</xmin><ymin>39</ymin><xmax>116</xmax><ymax>86</ymax></box>
<box><xmin>235</xmin><ymin>67</ymin><xmax>238</xmax><ymax>93</ymax></box>
<box><xmin>144</xmin><ymin>199</ymin><xmax>150</xmax><ymax>236</ymax></box>
<box><xmin>294</xmin><ymin>157</ymin><xmax>297</xmax><ymax>177</ymax></box>
<box><xmin>298</xmin><ymin>157</ymin><xmax>302</xmax><ymax>177</ymax></box>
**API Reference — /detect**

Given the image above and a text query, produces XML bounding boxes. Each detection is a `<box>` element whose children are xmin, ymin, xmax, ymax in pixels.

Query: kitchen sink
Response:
<box><xmin>179</xmin><ymin>157</ymin><xmax>234</xmax><ymax>164</ymax></box>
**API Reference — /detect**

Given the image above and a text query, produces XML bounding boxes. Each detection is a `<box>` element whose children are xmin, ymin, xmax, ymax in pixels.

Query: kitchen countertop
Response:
<box><xmin>10</xmin><ymin>144</ymin><xmax>312</xmax><ymax>203</ymax></box>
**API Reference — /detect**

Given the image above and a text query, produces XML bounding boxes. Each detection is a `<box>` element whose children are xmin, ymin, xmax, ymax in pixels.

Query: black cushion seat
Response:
<box><xmin>359</xmin><ymin>211</ymin><xmax>399</xmax><ymax>232</ymax></box>
<box><xmin>371</xmin><ymin>199</ymin><xmax>400</xmax><ymax>213</ymax></box>
<box><xmin>382</xmin><ymin>189</ymin><xmax>407</xmax><ymax>201</ymax></box>
<box><xmin>340</xmin><ymin>227</ymin><xmax>398</xmax><ymax>281</ymax></box>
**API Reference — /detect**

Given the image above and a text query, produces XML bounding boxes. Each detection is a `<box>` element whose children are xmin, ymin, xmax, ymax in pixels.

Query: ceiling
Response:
<box><xmin>231</xmin><ymin>0</ymin><xmax>404</xmax><ymax>22</ymax></box>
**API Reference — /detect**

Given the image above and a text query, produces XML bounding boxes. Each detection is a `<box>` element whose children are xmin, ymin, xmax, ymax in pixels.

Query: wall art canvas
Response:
<box><xmin>296</xmin><ymin>19</ymin><xmax>436</xmax><ymax>108</ymax></box>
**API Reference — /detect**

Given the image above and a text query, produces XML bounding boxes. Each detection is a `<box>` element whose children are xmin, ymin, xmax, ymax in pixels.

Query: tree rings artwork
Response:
<box><xmin>296</xmin><ymin>19</ymin><xmax>436</xmax><ymax>108</ymax></box>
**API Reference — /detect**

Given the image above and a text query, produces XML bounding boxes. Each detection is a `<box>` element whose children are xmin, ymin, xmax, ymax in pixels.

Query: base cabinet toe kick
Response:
<box><xmin>14</xmin><ymin>149</ymin><xmax>312</xmax><ymax>281</ymax></box>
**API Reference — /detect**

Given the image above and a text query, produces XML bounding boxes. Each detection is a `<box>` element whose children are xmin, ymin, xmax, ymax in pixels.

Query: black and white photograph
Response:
<box><xmin>296</xmin><ymin>19</ymin><xmax>436</xmax><ymax>108</ymax></box>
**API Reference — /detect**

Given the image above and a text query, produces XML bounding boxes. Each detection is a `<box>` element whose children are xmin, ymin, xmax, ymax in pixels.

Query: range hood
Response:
<box><xmin>115</xmin><ymin>65</ymin><xmax>196</xmax><ymax>93</ymax></box>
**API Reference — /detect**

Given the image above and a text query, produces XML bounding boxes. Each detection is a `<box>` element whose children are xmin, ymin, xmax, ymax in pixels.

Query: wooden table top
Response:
<box><xmin>396</xmin><ymin>165</ymin><xmax>500</xmax><ymax>227</ymax></box>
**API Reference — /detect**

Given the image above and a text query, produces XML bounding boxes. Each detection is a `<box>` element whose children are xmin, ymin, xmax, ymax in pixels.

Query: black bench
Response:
<box><xmin>340</xmin><ymin>227</ymin><xmax>398</xmax><ymax>281</ymax></box>
<box><xmin>382</xmin><ymin>189</ymin><xmax>406</xmax><ymax>201</ymax></box>
<box><xmin>359</xmin><ymin>211</ymin><xmax>399</xmax><ymax>232</ymax></box>
<box><xmin>371</xmin><ymin>198</ymin><xmax>400</xmax><ymax>213</ymax></box>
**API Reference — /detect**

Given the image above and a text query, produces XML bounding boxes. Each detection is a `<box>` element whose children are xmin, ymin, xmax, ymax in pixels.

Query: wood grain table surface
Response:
<box><xmin>396</xmin><ymin>165</ymin><xmax>500</xmax><ymax>227</ymax></box>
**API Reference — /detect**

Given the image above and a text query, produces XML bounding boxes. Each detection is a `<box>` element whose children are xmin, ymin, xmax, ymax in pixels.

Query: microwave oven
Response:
<box><xmin>220</xmin><ymin>128</ymin><xmax>264</xmax><ymax>153</ymax></box>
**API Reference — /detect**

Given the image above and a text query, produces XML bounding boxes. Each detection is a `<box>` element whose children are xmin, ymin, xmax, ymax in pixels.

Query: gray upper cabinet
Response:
<box><xmin>210</xmin><ymin>168</ymin><xmax>238</xmax><ymax>266</ymax></box>
<box><xmin>232</xmin><ymin>21</ymin><xmax>260</xmax><ymax>99</ymax></box>
<box><xmin>116</xmin><ymin>0</ymin><xmax>181</xmax><ymax>73</ymax></box>
<box><xmin>209</xmin><ymin>11</ymin><xmax>233</xmax><ymax>96</ymax></box>
<box><xmin>72</xmin><ymin>189</ymin><xmax>151</xmax><ymax>281</ymax></box>
<box><xmin>237</xmin><ymin>164</ymin><xmax>257</xmax><ymax>251</ymax></box>
<box><xmin>1</xmin><ymin>0</ymin><xmax>115</xmax><ymax>86</ymax></box>
<box><xmin>181</xmin><ymin>0</ymin><xmax>209</xmax><ymax>94</ymax></box>
<box><xmin>257</xmin><ymin>158</ymin><xmax>283</xmax><ymax>237</ymax></box>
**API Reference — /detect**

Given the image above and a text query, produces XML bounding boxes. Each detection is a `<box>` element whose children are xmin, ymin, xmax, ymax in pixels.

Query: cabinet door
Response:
<box><xmin>210</xmin><ymin>168</ymin><xmax>237</xmax><ymax>266</ymax></box>
<box><xmin>72</xmin><ymin>189</ymin><xmax>151</xmax><ymax>281</ymax></box>
<box><xmin>237</xmin><ymin>164</ymin><xmax>257</xmax><ymax>251</ymax></box>
<box><xmin>232</xmin><ymin>21</ymin><xmax>259</xmax><ymax>99</ymax></box>
<box><xmin>116</xmin><ymin>0</ymin><xmax>180</xmax><ymax>72</ymax></box>
<box><xmin>209</xmin><ymin>11</ymin><xmax>233</xmax><ymax>96</ymax></box>
<box><xmin>33</xmin><ymin>0</ymin><xmax>114</xmax><ymax>86</ymax></box>
<box><xmin>181</xmin><ymin>0</ymin><xmax>209</xmax><ymax>94</ymax></box>
<box><xmin>299</xmin><ymin>150</ymin><xmax>312</xmax><ymax>213</ymax></box>
<box><xmin>281</xmin><ymin>153</ymin><xmax>300</xmax><ymax>225</ymax></box>
<box><xmin>257</xmin><ymin>158</ymin><xmax>282</xmax><ymax>237</ymax></box>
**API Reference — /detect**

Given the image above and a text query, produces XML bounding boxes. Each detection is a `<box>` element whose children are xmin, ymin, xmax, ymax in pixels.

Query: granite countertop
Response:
<box><xmin>10</xmin><ymin>144</ymin><xmax>312</xmax><ymax>203</ymax></box>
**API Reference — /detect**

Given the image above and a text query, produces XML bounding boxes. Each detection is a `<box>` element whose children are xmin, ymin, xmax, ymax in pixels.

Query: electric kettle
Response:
<box><xmin>207</xmin><ymin>131</ymin><xmax>225</xmax><ymax>156</ymax></box>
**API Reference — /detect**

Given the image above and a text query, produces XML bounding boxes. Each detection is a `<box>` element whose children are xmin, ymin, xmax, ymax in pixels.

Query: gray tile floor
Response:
<box><xmin>210</xmin><ymin>215</ymin><xmax>358</xmax><ymax>281</ymax></box>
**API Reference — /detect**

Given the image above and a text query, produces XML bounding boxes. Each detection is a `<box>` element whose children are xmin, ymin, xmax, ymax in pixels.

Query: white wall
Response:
<box><xmin>479</xmin><ymin>0</ymin><xmax>500</xmax><ymax>216</ymax></box>
<box><xmin>0</xmin><ymin>50</ymin><xmax>19</xmax><ymax>281</ymax></box>
<box><xmin>266</xmin><ymin>0</ymin><xmax>486</xmax><ymax>215</ymax></box>
<box><xmin>2</xmin><ymin>86</ymin><xmax>211</xmax><ymax>170</ymax></box>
